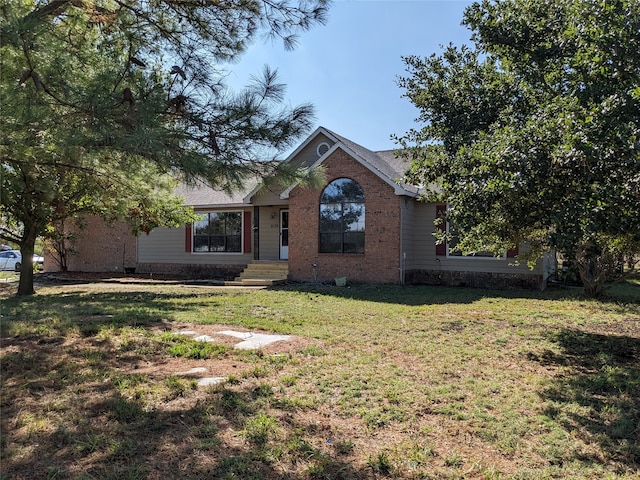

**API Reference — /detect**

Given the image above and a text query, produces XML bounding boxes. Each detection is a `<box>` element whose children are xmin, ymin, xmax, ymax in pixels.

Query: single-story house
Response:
<box><xmin>50</xmin><ymin>127</ymin><xmax>554</xmax><ymax>288</ymax></box>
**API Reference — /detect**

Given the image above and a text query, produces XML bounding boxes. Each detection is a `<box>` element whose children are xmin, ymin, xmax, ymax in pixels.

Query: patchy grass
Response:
<box><xmin>1</xmin><ymin>278</ymin><xmax>639</xmax><ymax>479</ymax></box>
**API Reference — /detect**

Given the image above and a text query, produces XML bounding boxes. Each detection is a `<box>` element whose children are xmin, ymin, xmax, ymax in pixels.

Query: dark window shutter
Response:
<box><xmin>185</xmin><ymin>223</ymin><xmax>192</xmax><ymax>253</ymax></box>
<box><xmin>435</xmin><ymin>204</ymin><xmax>447</xmax><ymax>256</ymax></box>
<box><xmin>243</xmin><ymin>211</ymin><xmax>252</xmax><ymax>254</ymax></box>
<box><xmin>507</xmin><ymin>246</ymin><xmax>519</xmax><ymax>258</ymax></box>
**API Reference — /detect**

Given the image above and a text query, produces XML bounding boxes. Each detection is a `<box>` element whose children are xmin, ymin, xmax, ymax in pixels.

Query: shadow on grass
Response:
<box><xmin>0</xmin><ymin>287</ymin><xmax>372</xmax><ymax>479</ymax></box>
<box><xmin>1</xmin><ymin>348</ymin><xmax>371</xmax><ymax>479</ymax></box>
<box><xmin>534</xmin><ymin>329</ymin><xmax>640</xmax><ymax>471</ymax></box>
<box><xmin>0</xmin><ymin>290</ymin><xmax>224</xmax><ymax>337</ymax></box>
<box><xmin>275</xmin><ymin>279</ymin><xmax>640</xmax><ymax>307</ymax></box>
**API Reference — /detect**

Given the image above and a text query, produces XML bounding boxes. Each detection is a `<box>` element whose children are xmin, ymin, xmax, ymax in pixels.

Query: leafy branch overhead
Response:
<box><xmin>0</xmin><ymin>0</ymin><xmax>330</xmax><ymax>295</ymax></box>
<box><xmin>396</xmin><ymin>0</ymin><xmax>640</xmax><ymax>296</ymax></box>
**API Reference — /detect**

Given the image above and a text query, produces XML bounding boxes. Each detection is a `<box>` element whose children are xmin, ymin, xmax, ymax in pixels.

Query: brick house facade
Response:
<box><xmin>288</xmin><ymin>149</ymin><xmax>403</xmax><ymax>284</ymax></box>
<box><xmin>51</xmin><ymin>127</ymin><xmax>553</xmax><ymax>287</ymax></box>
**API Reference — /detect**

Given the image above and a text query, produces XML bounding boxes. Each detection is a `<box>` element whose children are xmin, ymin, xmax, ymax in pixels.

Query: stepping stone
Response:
<box><xmin>218</xmin><ymin>330</ymin><xmax>254</xmax><ymax>340</ymax></box>
<box><xmin>177</xmin><ymin>330</ymin><xmax>198</xmax><ymax>336</ymax></box>
<box><xmin>197</xmin><ymin>377</ymin><xmax>226</xmax><ymax>387</ymax></box>
<box><xmin>194</xmin><ymin>335</ymin><xmax>216</xmax><ymax>342</ymax></box>
<box><xmin>234</xmin><ymin>334</ymin><xmax>290</xmax><ymax>350</ymax></box>
<box><xmin>176</xmin><ymin>367</ymin><xmax>208</xmax><ymax>376</ymax></box>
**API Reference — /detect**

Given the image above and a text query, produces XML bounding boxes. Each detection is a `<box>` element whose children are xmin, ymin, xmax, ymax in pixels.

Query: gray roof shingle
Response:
<box><xmin>175</xmin><ymin>127</ymin><xmax>420</xmax><ymax>207</ymax></box>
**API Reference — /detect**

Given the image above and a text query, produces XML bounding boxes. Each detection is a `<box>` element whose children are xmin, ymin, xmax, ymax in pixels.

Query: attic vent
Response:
<box><xmin>316</xmin><ymin>142</ymin><xmax>330</xmax><ymax>157</ymax></box>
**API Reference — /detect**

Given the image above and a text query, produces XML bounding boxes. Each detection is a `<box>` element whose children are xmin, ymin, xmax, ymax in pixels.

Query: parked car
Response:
<box><xmin>0</xmin><ymin>251</ymin><xmax>44</xmax><ymax>272</ymax></box>
<box><xmin>0</xmin><ymin>250</ymin><xmax>22</xmax><ymax>271</ymax></box>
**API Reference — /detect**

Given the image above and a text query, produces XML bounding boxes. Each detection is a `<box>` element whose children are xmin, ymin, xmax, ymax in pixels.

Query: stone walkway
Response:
<box><xmin>175</xmin><ymin>329</ymin><xmax>291</xmax><ymax>387</ymax></box>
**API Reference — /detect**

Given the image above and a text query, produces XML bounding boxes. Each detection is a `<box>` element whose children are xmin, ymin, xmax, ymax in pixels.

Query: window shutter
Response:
<box><xmin>185</xmin><ymin>223</ymin><xmax>192</xmax><ymax>253</ymax></box>
<box><xmin>435</xmin><ymin>204</ymin><xmax>447</xmax><ymax>256</ymax></box>
<box><xmin>507</xmin><ymin>246</ymin><xmax>519</xmax><ymax>258</ymax></box>
<box><xmin>243</xmin><ymin>211</ymin><xmax>252</xmax><ymax>253</ymax></box>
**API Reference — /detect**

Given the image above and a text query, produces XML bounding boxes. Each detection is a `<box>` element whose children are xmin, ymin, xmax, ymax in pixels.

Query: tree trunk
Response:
<box><xmin>17</xmin><ymin>227</ymin><xmax>37</xmax><ymax>296</ymax></box>
<box><xmin>575</xmin><ymin>241</ymin><xmax>617</xmax><ymax>297</ymax></box>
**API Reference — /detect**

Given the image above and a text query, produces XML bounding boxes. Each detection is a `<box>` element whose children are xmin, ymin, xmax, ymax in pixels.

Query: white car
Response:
<box><xmin>0</xmin><ymin>251</ymin><xmax>44</xmax><ymax>272</ymax></box>
<box><xmin>0</xmin><ymin>250</ymin><xmax>22</xmax><ymax>271</ymax></box>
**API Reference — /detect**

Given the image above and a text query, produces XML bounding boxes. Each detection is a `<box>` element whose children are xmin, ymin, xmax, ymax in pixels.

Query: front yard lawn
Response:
<box><xmin>1</xmin><ymin>280</ymin><xmax>639</xmax><ymax>479</ymax></box>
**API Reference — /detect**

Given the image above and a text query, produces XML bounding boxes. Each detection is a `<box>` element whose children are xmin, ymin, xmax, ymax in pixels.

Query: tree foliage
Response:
<box><xmin>396</xmin><ymin>0</ymin><xmax>640</xmax><ymax>296</ymax></box>
<box><xmin>0</xmin><ymin>0</ymin><xmax>329</xmax><ymax>295</ymax></box>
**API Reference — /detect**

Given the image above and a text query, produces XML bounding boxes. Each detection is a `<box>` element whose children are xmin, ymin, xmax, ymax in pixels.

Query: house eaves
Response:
<box><xmin>175</xmin><ymin>180</ymin><xmax>257</xmax><ymax>209</ymax></box>
<box><xmin>279</xmin><ymin>141</ymin><xmax>419</xmax><ymax>200</ymax></box>
<box><xmin>243</xmin><ymin>126</ymin><xmax>421</xmax><ymax>202</ymax></box>
<box><xmin>243</xmin><ymin>126</ymin><xmax>341</xmax><ymax>203</ymax></box>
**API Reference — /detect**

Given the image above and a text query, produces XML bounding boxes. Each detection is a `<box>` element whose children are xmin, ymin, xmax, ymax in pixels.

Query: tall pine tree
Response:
<box><xmin>1</xmin><ymin>0</ymin><xmax>329</xmax><ymax>295</ymax></box>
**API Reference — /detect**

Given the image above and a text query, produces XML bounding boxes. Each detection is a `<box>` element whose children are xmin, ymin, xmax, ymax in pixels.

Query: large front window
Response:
<box><xmin>319</xmin><ymin>178</ymin><xmax>365</xmax><ymax>253</ymax></box>
<box><xmin>194</xmin><ymin>212</ymin><xmax>242</xmax><ymax>253</ymax></box>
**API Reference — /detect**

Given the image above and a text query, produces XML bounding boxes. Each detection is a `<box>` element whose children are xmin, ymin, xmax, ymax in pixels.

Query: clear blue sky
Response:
<box><xmin>225</xmin><ymin>0</ymin><xmax>474</xmax><ymax>154</ymax></box>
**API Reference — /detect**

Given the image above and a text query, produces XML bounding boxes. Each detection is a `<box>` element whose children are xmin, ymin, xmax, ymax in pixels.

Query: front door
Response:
<box><xmin>280</xmin><ymin>209</ymin><xmax>289</xmax><ymax>260</ymax></box>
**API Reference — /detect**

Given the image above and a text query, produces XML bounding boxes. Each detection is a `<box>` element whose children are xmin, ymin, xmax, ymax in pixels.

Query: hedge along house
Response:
<box><xmin>53</xmin><ymin>127</ymin><xmax>553</xmax><ymax>287</ymax></box>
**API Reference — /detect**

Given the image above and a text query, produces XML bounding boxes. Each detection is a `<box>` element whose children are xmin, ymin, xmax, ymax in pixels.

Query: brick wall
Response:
<box><xmin>288</xmin><ymin>149</ymin><xmax>402</xmax><ymax>284</ymax></box>
<box><xmin>405</xmin><ymin>269</ymin><xmax>545</xmax><ymax>290</ymax></box>
<box><xmin>44</xmin><ymin>216</ymin><xmax>137</xmax><ymax>273</ymax></box>
<box><xmin>136</xmin><ymin>263</ymin><xmax>243</xmax><ymax>279</ymax></box>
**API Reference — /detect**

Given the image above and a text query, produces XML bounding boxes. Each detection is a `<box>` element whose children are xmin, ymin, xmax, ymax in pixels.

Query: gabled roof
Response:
<box><xmin>323</xmin><ymin>128</ymin><xmax>420</xmax><ymax>196</ymax></box>
<box><xmin>178</xmin><ymin>127</ymin><xmax>421</xmax><ymax>207</ymax></box>
<box><xmin>254</xmin><ymin>126</ymin><xmax>419</xmax><ymax>201</ymax></box>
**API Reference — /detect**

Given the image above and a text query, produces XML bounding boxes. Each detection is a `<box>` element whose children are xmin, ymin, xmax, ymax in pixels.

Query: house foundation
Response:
<box><xmin>405</xmin><ymin>269</ymin><xmax>545</xmax><ymax>290</ymax></box>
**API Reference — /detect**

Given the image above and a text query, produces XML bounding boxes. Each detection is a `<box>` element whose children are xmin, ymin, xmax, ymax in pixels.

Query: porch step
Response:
<box><xmin>233</xmin><ymin>261</ymin><xmax>289</xmax><ymax>286</ymax></box>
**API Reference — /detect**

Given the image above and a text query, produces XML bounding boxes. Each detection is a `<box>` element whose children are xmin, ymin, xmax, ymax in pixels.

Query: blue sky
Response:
<box><xmin>225</xmin><ymin>0</ymin><xmax>474</xmax><ymax>154</ymax></box>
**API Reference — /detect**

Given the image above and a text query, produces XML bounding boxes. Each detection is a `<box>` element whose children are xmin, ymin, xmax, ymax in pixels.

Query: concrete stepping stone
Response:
<box><xmin>177</xmin><ymin>330</ymin><xmax>198</xmax><ymax>336</ymax></box>
<box><xmin>218</xmin><ymin>330</ymin><xmax>254</xmax><ymax>339</ymax></box>
<box><xmin>197</xmin><ymin>377</ymin><xmax>226</xmax><ymax>387</ymax></box>
<box><xmin>194</xmin><ymin>335</ymin><xmax>216</xmax><ymax>342</ymax></box>
<box><xmin>176</xmin><ymin>367</ymin><xmax>208</xmax><ymax>376</ymax></box>
<box><xmin>218</xmin><ymin>330</ymin><xmax>290</xmax><ymax>350</ymax></box>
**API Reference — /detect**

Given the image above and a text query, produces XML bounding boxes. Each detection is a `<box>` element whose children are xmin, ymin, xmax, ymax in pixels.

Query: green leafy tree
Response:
<box><xmin>396</xmin><ymin>0</ymin><xmax>640</xmax><ymax>296</ymax></box>
<box><xmin>1</xmin><ymin>0</ymin><xmax>329</xmax><ymax>295</ymax></box>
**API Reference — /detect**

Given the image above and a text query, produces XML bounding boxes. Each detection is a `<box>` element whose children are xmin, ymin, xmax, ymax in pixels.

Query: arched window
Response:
<box><xmin>319</xmin><ymin>178</ymin><xmax>365</xmax><ymax>253</ymax></box>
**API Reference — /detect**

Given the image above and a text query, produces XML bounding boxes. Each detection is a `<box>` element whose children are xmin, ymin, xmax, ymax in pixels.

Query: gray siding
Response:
<box><xmin>137</xmin><ymin>208</ymin><xmax>254</xmax><ymax>265</ymax></box>
<box><xmin>258</xmin><ymin>207</ymin><xmax>283</xmax><ymax>260</ymax></box>
<box><xmin>251</xmin><ymin>189</ymin><xmax>288</xmax><ymax>207</ymax></box>
<box><xmin>405</xmin><ymin>201</ymin><xmax>543</xmax><ymax>275</ymax></box>
<box><xmin>288</xmin><ymin>133</ymin><xmax>336</xmax><ymax>169</ymax></box>
<box><xmin>400</xmin><ymin>199</ymin><xmax>416</xmax><ymax>281</ymax></box>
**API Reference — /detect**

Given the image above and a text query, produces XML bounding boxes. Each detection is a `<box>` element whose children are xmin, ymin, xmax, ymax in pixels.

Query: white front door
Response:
<box><xmin>279</xmin><ymin>210</ymin><xmax>289</xmax><ymax>260</ymax></box>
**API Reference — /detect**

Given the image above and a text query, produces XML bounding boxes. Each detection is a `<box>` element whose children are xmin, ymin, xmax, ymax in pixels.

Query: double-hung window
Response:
<box><xmin>193</xmin><ymin>212</ymin><xmax>242</xmax><ymax>253</ymax></box>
